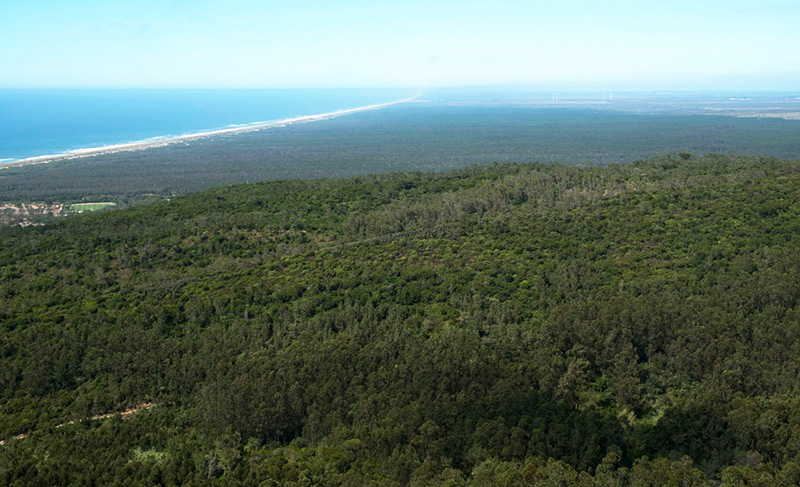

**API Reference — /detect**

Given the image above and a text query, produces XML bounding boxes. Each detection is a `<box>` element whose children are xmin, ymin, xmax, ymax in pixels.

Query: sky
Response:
<box><xmin>1</xmin><ymin>0</ymin><xmax>799</xmax><ymax>90</ymax></box>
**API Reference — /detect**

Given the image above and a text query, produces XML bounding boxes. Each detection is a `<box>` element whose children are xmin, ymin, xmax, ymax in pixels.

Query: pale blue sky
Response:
<box><xmin>1</xmin><ymin>0</ymin><xmax>798</xmax><ymax>89</ymax></box>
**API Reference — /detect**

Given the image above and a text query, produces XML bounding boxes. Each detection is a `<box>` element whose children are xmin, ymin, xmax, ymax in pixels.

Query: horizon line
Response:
<box><xmin>1</xmin><ymin>86</ymin><xmax>799</xmax><ymax>93</ymax></box>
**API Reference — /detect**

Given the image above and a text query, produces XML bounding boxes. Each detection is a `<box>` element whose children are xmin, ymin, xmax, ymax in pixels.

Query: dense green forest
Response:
<box><xmin>2</xmin><ymin>153</ymin><xmax>800</xmax><ymax>485</ymax></box>
<box><xmin>3</xmin><ymin>104</ymin><xmax>800</xmax><ymax>203</ymax></box>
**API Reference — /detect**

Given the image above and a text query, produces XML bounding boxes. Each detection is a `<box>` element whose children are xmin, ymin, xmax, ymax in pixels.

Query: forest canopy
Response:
<box><xmin>1</xmin><ymin>153</ymin><xmax>800</xmax><ymax>486</ymax></box>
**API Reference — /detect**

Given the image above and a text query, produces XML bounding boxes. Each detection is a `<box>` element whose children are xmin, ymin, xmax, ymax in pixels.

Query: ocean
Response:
<box><xmin>0</xmin><ymin>89</ymin><xmax>414</xmax><ymax>162</ymax></box>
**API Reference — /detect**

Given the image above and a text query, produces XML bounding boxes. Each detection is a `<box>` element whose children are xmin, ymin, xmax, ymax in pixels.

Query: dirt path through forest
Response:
<box><xmin>0</xmin><ymin>402</ymin><xmax>153</xmax><ymax>446</ymax></box>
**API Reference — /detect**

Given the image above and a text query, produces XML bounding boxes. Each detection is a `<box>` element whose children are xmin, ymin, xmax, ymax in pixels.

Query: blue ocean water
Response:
<box><xmin>0</xmin><ymin>89</ymin><xmax>413</xmax><ymax>162</ymax></box>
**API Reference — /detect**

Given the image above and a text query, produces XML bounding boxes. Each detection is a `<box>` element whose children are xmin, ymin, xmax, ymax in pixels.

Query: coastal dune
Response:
<box><xmin>1</xmin><ymin>97</ymin><xmax>417</xmax><ymax>169</ymax></box>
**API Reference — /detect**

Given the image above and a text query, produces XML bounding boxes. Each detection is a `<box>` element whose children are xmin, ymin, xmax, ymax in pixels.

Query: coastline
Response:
<box><xmin>1</xmin><ymin>96</ymin><xmax>418</xmax><ymax>170</ymax></box>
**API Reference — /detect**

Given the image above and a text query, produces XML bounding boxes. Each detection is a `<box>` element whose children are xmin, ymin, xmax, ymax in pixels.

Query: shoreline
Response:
<box><xmin>1</xmin><ymin>97</ymin><xmax>418</xmax><ymax>169</ymax></box>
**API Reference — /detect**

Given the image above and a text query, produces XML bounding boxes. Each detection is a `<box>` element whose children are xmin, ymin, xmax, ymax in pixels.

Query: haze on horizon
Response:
<box><xmin>2</xmin><ymin>0</ymin><xmax>799</xmax><ymax>91</ymax></box>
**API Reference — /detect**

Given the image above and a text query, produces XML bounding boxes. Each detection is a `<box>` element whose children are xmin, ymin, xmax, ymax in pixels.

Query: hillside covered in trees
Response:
<box><xmin>1</xmin><ymin>154</ymin><xmax>800</xmax><ymax>485</ymax></box>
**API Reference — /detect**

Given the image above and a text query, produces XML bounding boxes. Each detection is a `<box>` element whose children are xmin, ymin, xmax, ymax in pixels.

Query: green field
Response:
<box><xmin>67</xmin><ymin>202</ymin><xmax>116</xmax><ymax>212</ymax></box>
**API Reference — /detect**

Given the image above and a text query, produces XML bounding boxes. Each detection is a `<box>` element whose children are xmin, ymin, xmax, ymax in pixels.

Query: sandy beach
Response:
<box><xmin>1</xmin><ymin>97</ymin><xmax>418</xmax><ymax>169</ymax></box>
